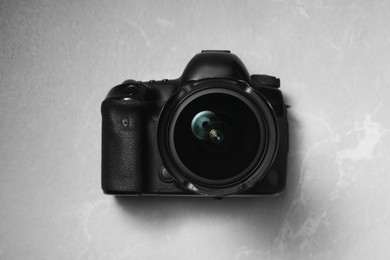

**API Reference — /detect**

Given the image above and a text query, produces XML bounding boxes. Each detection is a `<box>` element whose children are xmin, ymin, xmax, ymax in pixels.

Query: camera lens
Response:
<box><xmin>158</xmin><ymin>81</ymin><xmax>278</xmax><ymax>196</ymax></box>
<box><xmin>171</xmin><ymin>90</ymin><xmax>267</xmax><ymax>185</ymax></box>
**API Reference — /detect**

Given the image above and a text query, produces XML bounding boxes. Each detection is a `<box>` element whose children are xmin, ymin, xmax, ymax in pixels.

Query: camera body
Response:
<box><xmin>101</xmin><ymin>50</ymin><xmax>288</xmax><ymax>197</ymax></box>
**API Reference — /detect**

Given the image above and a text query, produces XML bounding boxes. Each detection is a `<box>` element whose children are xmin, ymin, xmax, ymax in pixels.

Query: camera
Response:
<box><xmin>101</xmin><ymin>50</ymin><xmax>288</xmax><ymax>197</ymax></box>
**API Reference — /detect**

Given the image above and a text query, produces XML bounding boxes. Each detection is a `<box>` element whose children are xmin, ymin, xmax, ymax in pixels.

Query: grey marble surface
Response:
<box><xmin>1</xmin><ymin>0</ymin><xmax>390</xmax><ymax>259</ymax></box>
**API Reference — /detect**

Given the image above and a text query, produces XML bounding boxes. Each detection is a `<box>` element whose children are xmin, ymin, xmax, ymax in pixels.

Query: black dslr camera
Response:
<box><xmin>101</xmin><ymin>50</ymin><xmax>288</xmax><ymax>197</ymax></box>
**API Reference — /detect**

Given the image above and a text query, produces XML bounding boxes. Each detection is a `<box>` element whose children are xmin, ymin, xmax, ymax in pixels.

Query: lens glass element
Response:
<box><xmin>173</xmin><ymin>92</ymin><xmax>265</xmax><ymax>184</ymax></box>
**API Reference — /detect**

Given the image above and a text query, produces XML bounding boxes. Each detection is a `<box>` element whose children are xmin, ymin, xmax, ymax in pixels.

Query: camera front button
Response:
<box><xmin>160</xmin><ymin>167</ymin><xmax>174</xmax><ymax>182</ymax></box>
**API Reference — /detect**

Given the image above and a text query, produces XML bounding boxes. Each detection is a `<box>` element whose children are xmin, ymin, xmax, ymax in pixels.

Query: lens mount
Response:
<box><xmin>157</xmin><ymin>79</ymin><xmax>278</xmax><ymax>196</ymax></box>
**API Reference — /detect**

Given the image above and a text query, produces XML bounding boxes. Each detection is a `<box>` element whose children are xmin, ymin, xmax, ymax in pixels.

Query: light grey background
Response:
<box><xmin>1</xmin><ymin>0</ymin><xmax>390</xmax><ymax>259</ymax></box>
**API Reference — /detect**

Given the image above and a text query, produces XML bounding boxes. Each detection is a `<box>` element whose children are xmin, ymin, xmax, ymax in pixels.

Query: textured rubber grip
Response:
<box><xmin>101</xmin><ymin>99</ymin><xmax>145</xmax><ymax>194</ymax></box>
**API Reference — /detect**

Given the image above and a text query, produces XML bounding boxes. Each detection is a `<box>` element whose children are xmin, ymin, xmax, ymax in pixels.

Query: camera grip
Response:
<box><xmin>101</xmin><ymin>99</ymin><xmax>146</xmax><ymax>194</ymax></box>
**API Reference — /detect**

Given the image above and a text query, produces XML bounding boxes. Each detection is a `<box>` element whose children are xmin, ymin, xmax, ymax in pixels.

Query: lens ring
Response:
<box><xmin>157</xmin><ymin>79</ymin><xmax>278</xmax><ymax>196</ymax></box>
